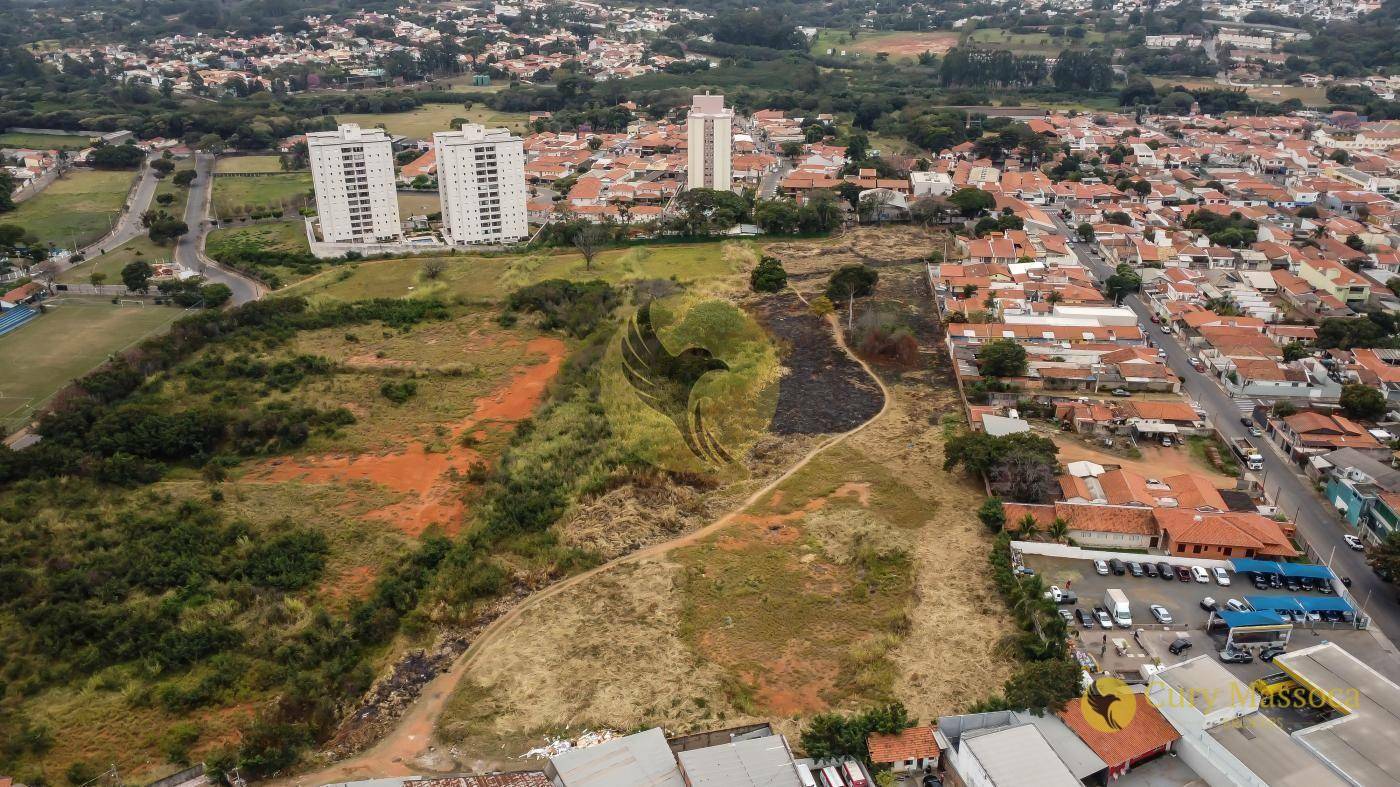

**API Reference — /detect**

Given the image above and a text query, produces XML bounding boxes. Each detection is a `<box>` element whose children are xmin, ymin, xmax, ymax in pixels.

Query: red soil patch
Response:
<box><xmin>252</xmin><ymin>337</ymin><xmax>566</xmax><ymax>537</ymax></box>
<box><xmin>747</xmin><ymin>649</ymin><xmax>837</xmax><ymax>716</ymax></box>
<box><xmin>850</xmin><ymin>31</ymin><xmax>959</xmax><ymax>57</ymax></box>
<box><xmin>322</xmin><ymin>565</ymin><xmax>380</xmax><ymax>602</ymax></box>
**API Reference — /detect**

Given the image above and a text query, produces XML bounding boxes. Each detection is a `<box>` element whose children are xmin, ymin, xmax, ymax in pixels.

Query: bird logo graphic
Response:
<box><xmin>620</xmin><ymin>300</ymin><xmax>734</xmax><ymax>466</ymax></box>
<box><xmin>1081</xmin><ymin>676</ymin><xmax>1137</xmax><ymax>734</ymax></box>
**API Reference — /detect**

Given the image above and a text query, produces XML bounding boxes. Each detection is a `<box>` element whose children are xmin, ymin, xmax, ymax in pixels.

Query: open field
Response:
<box><xmin>56</xmin><ymin>235</ymin><xmax>175</xmax><ymax>284</ymax></box>
<box><xmin>965</xmin><ymin>27</ymin><xmax>1107</xmax><ymax>54</ymax></box>
<box><xmin>439</xmin><ymin>76</ymin><xmax>509</xmax><ymax>93</ymax></box>
<box><xmin>811</xmin><ymin>29</ymin><xmax>958</xmax><ymax>59</ymax></box>
<box><xmin>153</xmin><ymin>158</ymin><xmax>195</xmax><ymax>205</ymax></box>
<box><xmin>211</xmin><ymin>172</ymin><xmax>312</xmax><ymax>218</ymax></box>
<box><xmin>7</xmin><ymin>169</ymin><xmax>135</xmax><ymax>248</ymax></box>
<box><xmin>0</xmin><ymin>296</ymin><xmax>183</xmax><ymax>433</ymax></box>
<box><xmin>277</xmin><ymin>242</ymin><xmax>753</xmax><ymax>305</ymax></box>
<box><xmin>0</xmin><ymin>131</ymin><xmax>97</xmax><ymax>150</ymax></box>
<box><xmin>398</xmin><ymin>191</ymin><xmax>441</xmax><ymax>218</ymax></box>
<box><xmin>205</xmin><ymin>219</ymin><xmax>315</xmax><ymax>287</ymax></box>
<box><xmin>336</xmin><ymin>103</ymin><xmax>530</xmax><ymax>139</ymax></box>
<box><xmin>215</xmin><ymin>154</ymin><xmax>288</xmax><ymax>174</ymax></box>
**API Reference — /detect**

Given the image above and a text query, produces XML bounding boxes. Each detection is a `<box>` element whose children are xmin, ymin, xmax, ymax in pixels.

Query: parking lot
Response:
<box><xmin>1025</xmin><ymin>554</ymin><xmax>1400</xmax><ymax>681</ymax></box>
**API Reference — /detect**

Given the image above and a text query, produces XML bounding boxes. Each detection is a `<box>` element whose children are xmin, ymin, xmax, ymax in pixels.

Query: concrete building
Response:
<box><xmin>687</xmin><ymin>94</ymin><xmax>732</xmax><ymax>191</ymax></box>
<box><xmin>307</xmin><ymin>123</ymin><xmax>402</xmax><ymax>243</ymax></box>
<box><xmin>434</xmin><ymin>124</ymin><xmax>529</xmax><ymax>245</ymax></box>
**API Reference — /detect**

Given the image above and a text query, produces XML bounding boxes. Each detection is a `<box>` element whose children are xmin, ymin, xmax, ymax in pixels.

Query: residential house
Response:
<box><xmin>1272</xmin><ymin>411</ymin><xmax>1386</xmax><ymax>462</ymax></box>
<box><xmin>1155</xmin><ymin>510</ymin><xmax>1298</xmax><ymax>560</ymax></box>
<box><xmin>867</xmin><ymin>725</ymin><xmax>940</xmax><ymax>776</ymax></box>
<box><xmin>1299</xmin><ymin>256</ymin><xmax>1371</xmax><ymax>306</ymax></box>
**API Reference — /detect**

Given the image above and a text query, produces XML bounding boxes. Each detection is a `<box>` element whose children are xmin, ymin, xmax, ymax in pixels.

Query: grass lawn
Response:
<box><xmin>152</xmin><ymin>158</ymin><xmax>195</xmax><ymax>207</ymax></box>
<box><xmin>440</xmin><ymin>75</ymin><xmax>509</xmax><ymax>92</ymax></box>
<box><xmin>965</xmin><ymin>27</ymin><xmax>1106</xmax><ymax>54</ymax></box>
<box><xmin>398</xmin><ymin>191</ymin><xmax>441</xmax><ymax>217</ymax></box>
<box><xmin>206</xmin><ymin>220</ymin><xmax>314</xmax><ymax>286</ymax></box>
<box><xmin>8</xmin><ymin>169</ymin><xmax>135</xmax><ymax>249</ymax></box>
<box><xmin>1243</xmin><ymin>84</ymin><xmax>1329</xmax><ymax>105</ymax></box>
<box><xmin>336</xmin><ymin>103</ymin><xmax>530</xmax><ymax>139</ymax></box>
<box><xmin>812</xmin><ymin>28</ymin><xmax>959</xmax><ymax>59</ymax></box>
<box><xmin>0</xmin><ymin>131</ymin><xmax>97</xmax><ymax>150</ymax></box>
<box><xmin>215</xmin><ymin>154</ymin><xmax>288</xmax><ymax>174</ymax></box>
<box><xmin>278</xmin><ymin>242</ymin><xmax>751</xmax><ymax>304</ymax></box>
<box><xmin>57</xmin><ymin>235</ymin><xmax>175</xmax><ymax>285</ymax></box>
<box><xmin>211</xmin><ymin>172</ymin><xmax>312</xmax><ymax>218</ymax></box>
<box><xmin>869</xmin><ymin>133</ymin><xmax>924</xmax><ymax>156</ymax></box>
<box><xmin>0</xmin><ymin>297</ymin><xmax>183</xmax><ymax>433</ymax></box>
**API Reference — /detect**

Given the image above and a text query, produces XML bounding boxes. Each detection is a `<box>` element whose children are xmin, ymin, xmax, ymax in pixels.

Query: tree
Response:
<box><xmin>754</xmin><ymin>199</ymin><xmax>801</xmax><ymax>234</ymax></box>
<box><xmin>947</xmin><ymin>187</ymin><xmax>994</xmax><ymax>217</ymax></box>
<box><xmin>1104</xmin><ymin>263</ymin><xmax>1142</xmax><ymax>302</ymax></box>
<box><xmin>978</xmin><ymin>339</ymin><xmax>1028</xmax><ymax>377</ymax></box>
<box><xmin>978</xmin><ymin>497</ymin><xmax>1006</xmax><ymax>532</ymax></box>
<box><xmin>1369</xmin><ymin>531</ymin><xmax>1400</xmax><ymax>582</ymax></box>
<box><xmin>780</xmin><ymin>140</ymin><xmax>804</xmax><ymax>158</ymax></box>
<box><xmin>150</xmin><ymin>158</ymin><xmax>176</xmax><ymax>177</ymax></box>
<box><xmin>156</xmin><ymin>193</ymin><xmax>176</xmax><ymax>207</ymax></box>
<box><xmin>121</xmin><ymin>260</ymin><xmax>154</xmax><ymax>292</ymax></box>
<box><xmin>173</xmin><ymin>169</ymin><xmax>197</xmax><ymax>187</ymax></box>
<box><xmin>827</xmin><ymin>265</ymin><xmax>878</xmax><ymax>327</ymax></box>
<box><xmin>89</xmin><ymin>271</ymin><xmax>107</xmax><ymax>286</ymax></box>
<box><xmin>1282</xmin><ymin>341</ymin><xmax>1309</xmax><ymax>362</ymax></box>
<box><xmin>1076</xmin><ymin>222</ymin><xmax>1095</xmax><ymax>243</ymax></box>
<box><xmin>421</xmin><ymin>258</ymin><xmax>448</xmax><ymax>280</ymax></box>
<box><xmin>799</xmin><ymin>703</ymin><xmax>913</xmax><ymax>765</ymax></box>
<box><xmin>200</xmin><ymin>283</ymin><xmax>232</xmax><ymax>307</ymax></box>
<box><xmin>88</xmin><ymin>143</ymin><xmax>145</xmax><ymax>169</ymax></box>
<box><xmin>1003</xmin><ymin>657</ymin><xmax>1080</xmax><ymax>714</ymax></box>
<box><xmin>1340</xmin><ymin>383</ymin><xmax>1387</xmax><ymax>421</ymax></box>
<box><xmin>572</xmin><ymin>223</ymin><xmax>611</xmax><ymax>270</ymax></box>
<box><xmin>1047</xmin><ymin>516</ymin><xmax>1070</xmax><ymax>543</ymax></box>
<box><xmin>750</xmin><ymin>256</ymin><xmax>788</xmax><ymax>293</ymax></box>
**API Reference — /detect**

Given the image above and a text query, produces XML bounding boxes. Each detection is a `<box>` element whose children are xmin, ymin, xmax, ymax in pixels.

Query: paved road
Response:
<box><xmin>1061</xmin><ymin>229</ymin><xmax>1400</xmax><ymax>643</ymax></box>
<box><xmin>174</xmin><ymin>153</ymin><xmax>265</xmax><ymax>306</ymax></box>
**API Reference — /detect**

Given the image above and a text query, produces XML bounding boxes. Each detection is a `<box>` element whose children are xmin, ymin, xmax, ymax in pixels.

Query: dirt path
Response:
<box><xmin>266</xmin><ymin>315</ymin><xmax>892</xmax><ymax>787</ymax></box>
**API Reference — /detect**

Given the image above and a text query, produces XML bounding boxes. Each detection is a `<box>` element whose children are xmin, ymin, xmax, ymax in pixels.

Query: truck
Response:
<box><xmin>1104</xmin><ymin>588</ymin><xmax>1132</xmax><ymax>628</ymax></box>
<box><xmin>1231</xmin><ymin>437</ymin><xmax>1264</xmax><ymax>471</ymax></box>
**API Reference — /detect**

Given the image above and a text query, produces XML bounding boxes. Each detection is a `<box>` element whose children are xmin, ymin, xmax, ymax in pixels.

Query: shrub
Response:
<box><xmin>750</xmin><ymin>255</ymin><xmax>788</xmax><ymax>293</ymax></box>
<box><xmin>380</xmin><ymin>379</ymin><xmax>418</xmax><ymax>404</ymax></box>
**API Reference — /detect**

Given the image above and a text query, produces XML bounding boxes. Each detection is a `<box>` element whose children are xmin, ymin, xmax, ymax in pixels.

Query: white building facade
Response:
<box><xmin>307</xmin><ymin>123</ymin><xmax>402</xmax><ymax>244</ymax></box>
<box><xmin>686</xmin><ymin>94</ymin><xmax>732</xmax><ymax>191</ymax></box>
<box><xmin>434</xmin><ymin>124</ymin><xmax>528</xmax><ymax>246</ymax></box>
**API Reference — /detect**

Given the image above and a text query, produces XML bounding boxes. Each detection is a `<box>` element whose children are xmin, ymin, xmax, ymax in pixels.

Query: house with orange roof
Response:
<box><xmin>1300</xmin><ymin>256</ymin><xmax>1371</xmax><ymax>306</ymax></box>
<box><xmin>1350</xmin><ymin>348</ymin><xmax>1400</xmax><ymax>404</ymax></box>
<box><xmin>1274</xmin><ymin>411</ymin><xmax>1385</xmax><ymax>462</ymax></box>
<box><xmin>1059</xmin><ymin>687</ymin><xmax>1179</xmax><ymax>781</ymax></box>
<box><xmin>398</xmin><ymin>148</ymin><xmax>436</xmax><ymax>182</ymax></box>
<box><xmin>1155</xmin><ymin>509</ymin><xmax>1296</xmax><ymax>559</ymax></box>
<box><xmin>1004</xmin><ymin>501</ymin><xmax>1161</xmax><ymax>550</ymax></box>
<box><xmin>868</xmin><ymin>725</ymin><xmax>940</xmax><ymax>774</ymax></box>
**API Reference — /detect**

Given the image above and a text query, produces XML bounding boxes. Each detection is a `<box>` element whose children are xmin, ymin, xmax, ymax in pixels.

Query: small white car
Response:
<box><xmin>1094</xmin><ymin>559</ymin><xmax>1110</xmax><ymax>575</ymax></box>
<box><xmin>1213</xmin><ymin>567</ymin><xmax>1231</xmax><ymax>586</ymax></box>
<box><xmin>1226</xmin><ymin>598</ymin><xmax>1249</xmax><ymax>612</ymax></box>
<box><xmin>1191</xmin><ymin>565</ymin><xmax>1210</xmax><ymax>583</ymax></box>
<box><xmin>1344</xmin><ymin>534</ymin><xmax>1366</xmax><ymax>551</ymax></box>
<box><xmin>1150</xmin><ymin>604</ymin><xmax>1173</xmax><ymax>624</ymax></box>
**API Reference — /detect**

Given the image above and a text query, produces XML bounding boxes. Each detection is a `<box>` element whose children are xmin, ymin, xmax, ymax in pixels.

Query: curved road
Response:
<box><xmin>174</xmin><ymin>153</ymin><xmax>266</xmax><ymax>305</ymax></box>
<box><xmin>268</xmin><ymin>313</ymin><xmax>893</xmax><ymax>787</ymax></box>
<box><xmin>1063</xmin><ymin>228</ymin><xmax>1400</xmax><ymax>646</ymax></box>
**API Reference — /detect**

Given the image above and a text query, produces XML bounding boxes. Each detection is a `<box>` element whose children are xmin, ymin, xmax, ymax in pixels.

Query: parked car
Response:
<box><xmin>1213</xmin><ymin>567</ymin><xmax>1231</xmax><ymax>586</ymax></box>
<box><xmin>1240</xmin><ymin>417</ymin><xmax>1253</xmax><ymax>428</ymax></box>
<box><xmin>1226</xmin><ymin>598</ymin><xmax>1249</xmax><ymax>612</ymax></box>
<box><xmin>1285</xmin><ymin>578</ymin><xmax>1301</xmax><ymax>592</ymax></box>
<box><xmin>1191</xmin><ymin>566</ymin><xmax>1210</xmax><ymax>583</ymax></box>
<box><xmin>1076</xmin><ymin>608</ymin><xmax>1095</xmax><ymax>628</ymax></box>
<box><xmin>1111</xmin><ymin>388</ymin><xmax>1131</xmax><ymax>397</ymax></box>
<box><xmin>1253</xmin><ymin>574</ymin><xmax>1270</xmax><ymax>590</ymax></box>
<box><xmin>1249</xmin><ymin>426</ymin><xmax>1263</xmax><ymax>437</ymax></box>
<box><xmin>1160</xmin><ymin>436</ymin><xmax>1173</xmax><ymax>447</ymax></box>
<box><xmin>1260</xmin><ymin>646</ymin><xmax>1286</xmax><ymax>662</ymax></box>
<box><xmin>1344</xmin><ymin>534</ymin><xmax>1366</xmax><ymax>551</ymax></box>
<box><xmin>1143</xmin><ymin>562</ymin><xmax>1158</xmax><ymax>578</ymax></box>
<box><xmin>1150</xmin><ymin>604</ymin><xmax>1173</xmax><ymax>624</ymax></box>
<box><xmin>1095</xmin><ymin>607</ymin><xmax>1114</xmax><ymax>627</ymax></box>
<box><xmin>1219</xmin><ymin>647</ymin><xmax>1254</xmax><ymax>664</ymax></box>
<box><xmin>1201</xmin><ymin>597</ymin><xmax>1218</xmax><ymax>612</ymax></box>
<box><xmin>1269</xmin><ymin>574</ymin><xmax>1282</xmax><ymax>588</ymax></box>
<box><xmin>1156</xmin><ymin>561</ymin><xmax>1174</xmax><ymax>581</ymax></box>
<box><xmin>1169</xmin><ymin>638</ymin><xmax>1193</xmax><ymax>655</ymax></box>
<box><xmin>1175</xmin><ymin>565</ymin><xmax>1193</xmax><ymax>582</ymax></box>
<box><xmin>1109</xmin><ymin>558</ymin><xmax>1126</xmax><ymax>575</ymax></box>
<box><xmin>1058</xmin><ymin>609</ymin><xmax>1075</xmax><ymax>625</ymax></box>
<box><xmin>1160</xmin><ymin>324</ymin><xmax>1171</xmax><ymax>334</ymax></box>
<box><xmin>1128</xmin><ymin>561</ymin><xmax>1145</xmax><ymax>577</ymax></box>
<box><xmin>1094</xmin><ymin>559</ymin><xmax>1110</xmax><ymax>576</ymax></box>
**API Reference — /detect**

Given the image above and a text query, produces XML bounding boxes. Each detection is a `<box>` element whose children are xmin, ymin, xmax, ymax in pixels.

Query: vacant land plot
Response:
<box><xmin>811</xmin><ymin>29</ymin><xmax>957</xmax><ymax>59</ymax></box>
<box><xmin>279</xmin><ymin>242</ymin><xmax>751</xmax><ymax>304</ymax></box>
<box><xmin>206</xmin><ymin>220</ymin><xmax>316</xmax><ymax>287</ymax></box>
<box><xmin>56</xmin><ymin>235</ymin><xmax>175</xmax><ymax>284</ymax></box>
<box><xmin>215</xmin><ymin>154</ymin><xmax>288</xmax><ymax>174</ymax></box>
<box><xmin>8</xmin><ymin>169</ymin><xmax>135</xmax><ymax>248</ymax></box>
<box><xmin>211</xmin><ymin>172</ymin><xmax>312</xmax><ymax>218</ymax></box>
<box><xmin>0</xmin><ymin>297</ymin><xmax>183</xmax><ymax>433</ymax></box>
<box><xmin>440</xmin><ymin>76</ymin><xmax>509</xmax><ymax>93</ymax></box>
<box><xmin>0</xmin><ymin>131</ymin><xmax>97</xmax><ymax>150</ymax></box>
<box><xmin>965</xmin><ymin>27</ymin><xmax>1106</xmax><ymax>54</ymax></box>
<box><xmin>398</xmin><ymin>191</ymin><xmax>441</xmax><ymax>217</ymax></box>
<box><xmin>337</xmin><ymin>103</ymin><xmax>530</xmax><ymax>139</ymax></box>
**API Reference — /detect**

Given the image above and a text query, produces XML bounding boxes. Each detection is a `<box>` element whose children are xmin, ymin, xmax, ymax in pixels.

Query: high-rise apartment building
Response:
<box><xmin>307</xmin><ymin>123</ymin><xmax>403</xmax><ymax>243</ymax></box>
<box><xmin>686</xmin><ymin>94</ymin><xmax>733</xmax><ymax>191</ymax></box>
<box><xmin>434</xmin><ymin>124</ymin><xmax>528</xmax><ymax>245</ymax></box>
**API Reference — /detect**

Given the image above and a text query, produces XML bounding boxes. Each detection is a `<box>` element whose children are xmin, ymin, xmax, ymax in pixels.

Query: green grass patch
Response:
<box><xmin>398</xmin><ymin>191</ymin><xmax>440</xmax><ymax>218</ymax></box>
<box><xmin>8</xmin><ymin>169</ymin><xmax>135</xmax><ymax>249</ymax></box>
<box><xmin>211</xmin><ymin>172</ymin><xmax>312</xmax><ymax>219</ymax></box>
<box><xmin>1187</xmin><ymin>434</ymin><xmax>1241</xmax><ymax>477</ymax></box>
<box><xmin>57</xmin><ymin>235</ymin><xmax>176</xmax><ymax>285</ymax></box>
<box><xmin>205</xmin><ymin>220</ymin><xmax>316</xmax><ymax>288</ymax></box>
<box><xmin>0</xmin><ymin>297</ymin><xmax>183</xmax><ymax>433</ymax></box>
<box><xmin>965</xmin><ymin>27</ymin><xmax>1106</xmax><ymax>54</ymax></box>
<box><xmin>0</xmin><ymin>131</ymin><xmax>97</xmax><ymax>150</ymax></box>
<box><xmin>215</xmin><ymin>155</ymin><xmax>288</xmax><ymax>174</ymax></box>
<box><xmin>336</xmin><ymin>103</ymin><xmax>530</xmax><ymax>139</ymax></box>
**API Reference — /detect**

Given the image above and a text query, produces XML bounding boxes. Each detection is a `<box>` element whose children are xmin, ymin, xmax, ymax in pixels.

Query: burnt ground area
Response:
<box><xmin>750</xmin><ymin>290</ymin><xmax>884</xmax><ymax>436</ymax></box>
<box><xmin>864</xmin><ymin>263</ymin><xmax>956</xmax><ymax>383</ymax></box>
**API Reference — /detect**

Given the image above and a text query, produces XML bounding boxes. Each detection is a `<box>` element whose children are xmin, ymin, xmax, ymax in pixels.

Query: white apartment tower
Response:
<box><xmin>687</xmin><ymin>94</ymin><xmax>733</xmax><ymax>191</ymax></box>
<box><xmin>307</xmin><ymin>123</ymin><xmax>402</xmax><ymax>243</ymax></box>
<box><xmin>434</xmin><ymin>124</ymin><xmax>528</xmax><ymax>245</ymax></box>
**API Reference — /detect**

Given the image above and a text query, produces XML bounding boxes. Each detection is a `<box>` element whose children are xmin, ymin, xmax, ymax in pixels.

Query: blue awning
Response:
<box><xmin>1245</xmin><ymin>594</ymin><xmax>1307</xmax><ymax>613</ymax></box>
<box><xmin>1230</xmin><ymin>558</ymin><xmax>1336</xmax><ymax>581</ymax></box>
<box><xmin>1297</xmin><ymin>596</ymin><xmax>1353</xmax><ymax>613</ymax></box>
<box><xmin>1218</xmin><ymin>610</ymin><xmax>1289</xmax><ymax>627</ymax></box>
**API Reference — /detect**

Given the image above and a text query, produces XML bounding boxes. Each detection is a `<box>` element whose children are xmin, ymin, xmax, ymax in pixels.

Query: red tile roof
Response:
<box><xmin>868</xmin><ymin>725</ymin><xmax>940</xmax><ymax>764</ymax></box>
<box><xmin>1060</xmin><ymin>691</ymin><xmax>1179</xmax><ymax>767</ymax></box>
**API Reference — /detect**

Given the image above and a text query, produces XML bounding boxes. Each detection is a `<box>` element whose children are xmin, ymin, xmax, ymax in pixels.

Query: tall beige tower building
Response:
<box><xmin>434</xmin><ymin>124</ymin><xmax>528</xmax><ymax>246</ymax></box>
<box><xmin>686</xmin><ymin>94</ymin><xmax>732</xmax><ymax>191</ymax></box>
<box><xmin>307</xmin><ymin>123</ymin><xmax>402</xmax><ymax>243</ymax></box>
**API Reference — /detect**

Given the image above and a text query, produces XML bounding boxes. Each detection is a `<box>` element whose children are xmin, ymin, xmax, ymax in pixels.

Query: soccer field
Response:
<box><xmin>0</xmin><ymin>298</ymin><xmax>183</xmax><ymax>433</ymax></box>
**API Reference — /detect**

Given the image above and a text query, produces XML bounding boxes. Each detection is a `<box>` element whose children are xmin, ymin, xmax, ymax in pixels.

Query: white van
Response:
<box><xmin>796</xmin><ymin>764</ymin><xmax>818</xmax><ymax>787</ymax></box>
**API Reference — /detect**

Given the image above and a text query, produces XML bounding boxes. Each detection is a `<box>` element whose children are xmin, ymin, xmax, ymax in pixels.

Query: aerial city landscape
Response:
<box><xmin>2</xmin><ymin>0</ymin><xmax>1400</xmax><ymax>785</ymax></box>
